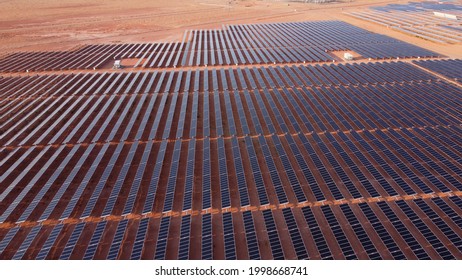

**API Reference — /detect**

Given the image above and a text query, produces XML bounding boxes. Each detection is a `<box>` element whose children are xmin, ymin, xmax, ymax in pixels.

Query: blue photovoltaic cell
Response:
<box><xmin>223</xmin><ymin>212</ymin><xmax>236</xmax><ymax>260</ymax></box>
<box><xmin>102</xmin><ymin>141</ymin><xmax>139</xmax><ymax>217</ymax></box>
<box><xmin>321</xmin><ymin>205</ymin><xmax>357</xmax><ymax>260</ymax></box>
<box><xmin>231</xmin><ymin>137</ymin><xmax>250</xmax><ymax>206</ymax></box>
<box><xmin>35</xmin><ymin>224</ymin><xmax>64</xmax><ymax>260</ymax></box>
<box><xmin>413</xmin><ymin>199</ymin><xmax>462</xmax><ymax>251</ymax></box>
<box><xmin>339</xmin><ymin>204</ymin><xmax>381</xmax><ymax>260</ymax></box>
<box><xmin>182</xmin><ymin>139</ymin><xmax>196</xmax><ymax>211</ymax></box>
<box><xmin>122</xmin><ymin>141</ymin><xmax>153</xmax><ymax>215</ymax></box>
<box><xmin>163</xmin><ymin>140</ymin><xmax>182</xmax><ymax>212</ymax></box>
<box><xmin>262</xmin><ymin>209</ymin><xmax>284</xmax><ymax>260</ymax></box>
<box><xmin>59</xmin><ymin>223</ymin><xmax>86</xmax><ymax>260</ymax></box>
<box><xmin>201</xmin><ymin>213</ymin><xmax>213</xmax><ymax>260</ymax></box>
<box><xmin>0</xmin><ymin>227</ymin><xmax>20</xmax><ymax>255</ymax></box>
<box><xmin>154</xmin><ymin>216</ymin><xmax>171</xmax><ymax>260</ymax></box>
<box><xmin>242</xmin><ymin>211</ymin><xmax>260</xmax><ymax>260</ymax></box>
<box><xmin>178</xmin><ymin>215</ymin><xmax>191</xmax><ymax>260</ymax></box>
<box><xmin>217</xmin><ymin>137</ymin><xmax>231</xmax><ymax>208</ymax></box>
<box><xmin>107</xmin><ymin>219</ymin><xmax>129</xmax><ymax>260</ymax></box>
<box><xmin>281</xmin><ymin>208</ymin><xmax>308</xmax><ymax>260</ymax></box>
<box><xmin>244</xmin><ymin>136</ymin><xmax>269</xmax><ymax>205</ymax></box>
<box><xmin>131</xmin><ymin>218</ymin><xmax>150</xmax><ymax>260</ymax></box>
<box><xmin>395</xmin><ymin>200</ymin><xmax>455</xmax><ymax>260</ymax></box>
<box><xmin>83</xmin><ymin>221</ymin><xmax>108</xmax><ymax>260</ymax></box>
<box><xmin>12</xmin><ymin>225</ymin><xmax>42</xmax><ymax>260</ymax></box>
<box><xmin>202</xmin><ymin>138</ymin><xmax>212</xmax><ymax>210</ymax></box>
<box><xmin>80</xmin><ymin>142</ymin><xmax>125</xmax><ymax>218</ymax></box>
<box><xmin>301</xmin><ymin>207</ymin><xmax>333</xmax><ymax>259</ymax></box>
<box><xmin>377</xmin><ymin>201</ymin><xmax>430</xmax><ymax>259</ymax></box>
<box><xmin>143</xmin><ymin>140</ymin><xmax>168</xmax><ymax>214</ymax></box>
<box><xmin>357</xmin><ymin>203</ymin><xmax>406</xmax><ymax>260</ymax></box>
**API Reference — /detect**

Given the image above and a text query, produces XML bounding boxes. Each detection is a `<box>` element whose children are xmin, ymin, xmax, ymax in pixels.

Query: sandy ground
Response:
<box><xmin>2</xmin><ymin>0</ymin><xmax>459</xmax><ymax>58</ymax></box>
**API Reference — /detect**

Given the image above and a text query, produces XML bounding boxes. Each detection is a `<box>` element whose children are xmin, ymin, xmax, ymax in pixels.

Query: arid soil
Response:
<box><xmin>2</xmin><ymin>0</ymin><xmax>459</xmax><ymax>58</ymax></box>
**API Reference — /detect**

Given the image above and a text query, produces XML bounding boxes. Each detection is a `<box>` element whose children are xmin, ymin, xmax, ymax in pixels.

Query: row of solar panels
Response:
<box><xmin>1</xmin><ymin>197</ymin><xmax>461</xmax><ymax>259</ymax></box>
<box><xmin>347</xmin><ymin>11</ymin><xmax>462</xmax><ymax>44</ymax></box>
<box><xmin>0</xmin><ymin>43</ymin><xmax>164</xmax><ymax>73</ymax></box>
<box><xmin>413</xmin><ymin>59</ymin><xmax>462</xmax><ymax>80</ymax></box>
<box><xmin>2</xmin><ymin>123</ymin><xmax>462</xmax><ymax>225</ymax></box>
<box><xmin>179</xmin><ymin>21</ymin><xmax>439</xmax><ymax>67</ymax></box>
<box><xmin>0</xmin><ymin>60</ymin><xmax>439</xmax><ymax>104</ymax></box>
<box><xmin>0</xmin><ymin>20</ymin><xmax>440</xmax><ymax>72</ymax></box>
<box><xmin>2</xmin><ymin>76</ymin><xmax>461</xmax><ymax>147</ymax></box>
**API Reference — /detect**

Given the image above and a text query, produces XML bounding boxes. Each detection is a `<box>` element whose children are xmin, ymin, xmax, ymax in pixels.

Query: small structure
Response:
<box><xmin>344</xmin><ymin>53</ymin><xmax>354</xmax><ymax>61</ymax></box>
<box><xmin>433</xmin><ymin>12</ymin><xmax>459</xmax><ymax>20</ymax></box>
<box><xmin>113</xmin><ymin>60</ymin><xmax>122</xmax><ymax>70</ymax></box>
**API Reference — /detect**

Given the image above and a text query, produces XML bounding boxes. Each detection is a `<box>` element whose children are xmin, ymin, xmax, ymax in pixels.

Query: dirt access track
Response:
<box><xmin>0</xmin><ymin>0</ymin><xmax>460</xmax><ymax>59</ymax></box>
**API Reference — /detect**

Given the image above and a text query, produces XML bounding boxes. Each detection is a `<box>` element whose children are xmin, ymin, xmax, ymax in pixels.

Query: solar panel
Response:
<box><xmin>59</xmin><ymin>223</ymin><xmax>86</xmax><ymax>260</ymax></box>
<box><xmin>253</xmin><ymin>88</ymin><xmax>277</xmax><ymax>133</ymax></box>
<box><xmin>262</xmin><ymin>209</ymin><xmax>284</xmax><ymax>260</ymax></box>
<box><xmin>143</xmin><ymin>140</ymin><xmax>168</xmax><ymax>214</ymax></box>
<box><xmin>80</xmin><ymin>142</ymin><xmax>125</xmax><ymax>219</ymax></box>
<box><xmin>102</xmin><ymin>142</ymin><xmax>139</xmax><ymax>217</ymax></box>
<box><xmin>161</xmin><ymin>91</ymin><xmax>179</xmax><ymax>140</ymax></box>
<box><xmin>91</xmin><ymin>94</ymin><xmax>127</xmax><ymax>142</ymax></box>
<box><xmin>0</xmin><ymin>145</ymin><xmax>60</xmax><ymax>223</ymax></box>
<box><xmin>203</xmin><ymin>90</ymin><xmax>210</xmax><ymax>137</ymax></box>
<box><xmin>182</xmin><ymin>139</ymin><xmax>196</xmax><ymax>211</ymax></box>
<box><xmin>298</xmin><ymin>133</ymin><xmax>342</xmax><ymax>200</ymax></box>
<box><xmin>0</xmin><ymin>227</ymin><xmax>20</xmax><ymax>256</ymax></box>
<box><xmin>149</xmin><ymin>91</ymin><xmax>169</xmax><ymax>140</ymax></box>
<box><xmin>231</xmin><ymin>137</ymin><xmax>250</xmax><ymax>206</ymax></box>
<box><xmin>244</xmin><ymin>136</ymin><xmax>269</xmax><ymax>206</ymax></box>
<box><xmin>178</xmin><ymin>215</ymin><xmax>191</xmax><ymax>260</ymax></box>
<box><xmin>175</xmin><ymin>90</ymin><xmax>189</xmax><ymax>139</ymax></box>
<box><xmin>213</xmin><ymin>90</ymin><xmax>224</xmax><ymax>137</ymax></box>
<box><xmin>233</xmin><ymin>89</ymin><xmax>250</xmax><ymax>135</ymax></box>
<box><xmin>12</xmin><ymin>225</ymin><xmax>42</xmax><ymax>260</ymax></box>
<box><xmin>131</xmin><ymin>218</ymin><xmax>150</xmax><ymax>260</ymax></box>
<box><xmin>281</xmin><ymin>208</ymin><xmax>308</xmax><ymax>260</ymax></box>
<box><xmin>2</xmin><ymin>74</ymin><xmax>86</xmax><ymax>142</ymax></box>
<box><xmin>122</xmin><ymin>141</ymin><xmax>153</xmax><ymax>215</ymax></box>
<box><xmin>395</xmin><ymin>200</ymin><xmax>455</xmax><ymax>259</ymax></box>
<box><xmin>18</xmin><ymin>145</ymin><xmax>81</xmax><ymax>223</ymax></box>
<box><xmin>201</xmin><ymin>213</ymin><xmax>213</xmax><ymax>260</ymax></box>
<box><xmin>35</xmin><ymin>223</ymin><xmax>64</xmax><ymax>260</ymax></box>
<box><xmin>222</xmin><ymin>212</ymin><xmax>236</xmax><ymax>260</ymax></box>
<box><xmin>217</xmin><ymin>137</ymin><xmax>231</xmax><ymax>208</ymax></box>
<box><xmin>163</xmin><ymin>140</ymin><xmax>182</xmax><ymax>212</ymax></box>
<box><xmin>339</xmin><ymin>204</ymin><xmax>381</xmax><ymax>259</ymax></box>
<box><xmin>195</xmin><ymin>31</ymin><xmax>203</xmax><ymax>66</ymax></box>
<box><xmin>376</xmin><ymin>201</ymin><xmax>431</xmax><ymax>259</ymax></box>
<box><xmin>83</xmin><ymin>220</ymin><xmax>108</xmax><ymax>260</ymax></box>
<box><xmin>357</xmin><ymin>203</ymin><xmax>406</xmax><ymax>259</ymax></box>
<box><xmin>242</xmin><ymin>211</ymin><xmax>260</xmax><ymax>260</ymax></box>
<box><xmin>189</xmin><ymin>91</ymin><xmax>199</xmax><ymax>138</ymax></box>
<box><xmin>120</xmin><ymin>93</ymin><xmax>148</xmax><ymax>141</ymax></box>
<box><xmin>107</xmin><ymin>219</ymin><xmax>129</xmax><ymax>260</ymax></box>
<box><xmin>413</xmin><ymin>199</ymin><xmax>462</xmax><ymax>250</ymax></box>
<box><xmin>321</xmin><ymin>205</ymin><xmax>357</xmax><ymax>260</ymax></box>
<box><xmin>202</xmin><ymin>137</ymin><xmax>212</xmax><ymax>210</ymax></box>
<box><xmin>301</xmin><ymin>206</ymin><xmax>333</xmax><ymax>259</ymax></box>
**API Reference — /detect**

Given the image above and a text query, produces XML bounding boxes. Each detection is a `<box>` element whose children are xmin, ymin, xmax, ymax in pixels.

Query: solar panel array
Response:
<box><xmin>1</xmin><ymin>19</ymin><xmax>461</xmax><ymax>259</ymax></box>
<box><xmin>0</xmin><ymin>20</ymin><xmax>440</xmax><ymax>73</ymax></box>
<box><xmin>0</xmin><ymin>43</ymin><xmax>164</xmax><ymax>73</ymax></box>
<box><xmin>179</xmin><ymin>21</ymin><xmax>438</xmax><ymax>66</ymax></box>
<box><xmin>413</xmin><ymin>59</ymin><xmax>462</xmax><ymax>81</ymax></box>
<box><xmin>347</xmin><ymin>2</ymin><xmax>462</xmax><ymax>44</ymax></box>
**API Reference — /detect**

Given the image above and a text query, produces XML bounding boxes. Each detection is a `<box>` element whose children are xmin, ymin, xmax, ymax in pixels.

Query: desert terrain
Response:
<box><xmin>0</xmin><ymin>0</ymin><xmax>460</xmax><ymax>58</ymax></box>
